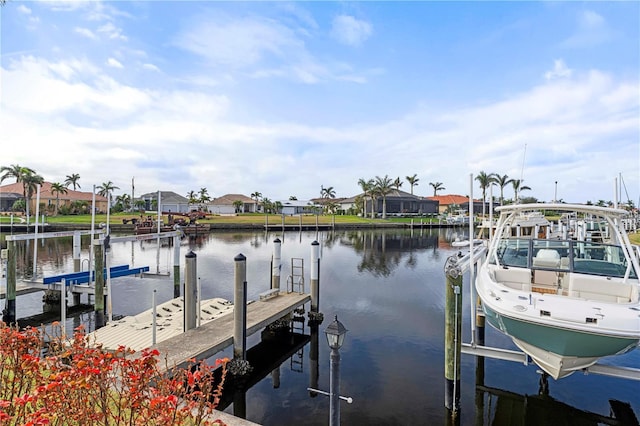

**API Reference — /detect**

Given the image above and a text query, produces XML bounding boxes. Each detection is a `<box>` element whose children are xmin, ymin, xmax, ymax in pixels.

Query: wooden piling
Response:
<box><xmin>444</xmin><ymin>256</ymin><xmax>462</xmax><ymax>413</ymax></box>
<box><xmin>2</xmin><ymin>241</ymin><xmax>16</xmax><ymax>324</ymax></box>
<box><xmin>234</xmin><ymin>253</ymin><xmax>247</xmax><ymax>360</ymax></box>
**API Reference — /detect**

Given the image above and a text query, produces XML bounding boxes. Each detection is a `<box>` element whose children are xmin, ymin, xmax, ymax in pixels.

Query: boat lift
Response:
<box><xmin>449</xmin><ymin>248</ymin><xmax>640</xmax><ymax>381</ymax></box>
<box><xmin>445</xmin><ymin>174</ymin><xmax>640</xmax><ymax>416</ymax></box>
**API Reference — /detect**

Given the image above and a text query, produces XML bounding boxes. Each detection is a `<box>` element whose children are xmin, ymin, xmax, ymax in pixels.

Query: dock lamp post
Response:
<box><xmin>326</xmin><ymin>315</ymin><xmax>347</xmax><ymax>426</ymax></box>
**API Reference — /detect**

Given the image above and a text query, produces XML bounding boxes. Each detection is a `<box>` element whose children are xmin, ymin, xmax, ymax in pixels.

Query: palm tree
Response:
<box><xmin>511</xmin><ymin>179</ymin><xmax>531</xmax><ymax>204</ymax></box>
<box><xmin>22</xmin><ymin>171</ymin><xmax>44</xmax><ymax>220</ymax></box>
<box><xmin>320</xmin><ymin>186</ymin><xmax>336</xmax><ymax>214</ymax></box>
<box><xmin>64</xmin><ymin>173</ymin><xmax>81</xmax><ymax>190</ymax></box>
<box><xmin>251</xmin><ymin>191</ymin><xmax>262</xmax><ymax>212</ymax></box>
<box><xmin>97</xmin><ymin>181</ymin><xmax>119</xmax><ymax>197</ymax></box>
<box><xmin>0</xmin><ymin>165</ymin><xmax>37</xmax><ymax>215</ymax></box>
<box><xmin>115</xmin><ymin>194</ymin><xmax>131</xmax><ymax>211</ymax></box>
<box><xmin>50</xmin><ymin>182</ymin><xmax>68</xmax><ymax>215</ymax></box>
<box><xmin>374</xmin><ymin>175</ymin><xmax>394</xmax><ymax>219</ymax></box>
<box><xmin>198</xmin><ymin>188</ymin><xmax>210</xmax><ymax>203</ymax></box>
<box><xmin>393</xmin><ymin>177</ymin><xmax>403</xmax><ymax>190</ymax></box>
<box><xmin>232</xmin><ymin>200</ymin><xmax>243</xmax><ymax>213</ymax></box>
<box><xmin>261</xmin><ymin>197</ymin><xmax>272</xmax><ymax>214</ymax></box>
<box><xmin>358</xmin><ymin>178</ymin><xmax>375</xmax><ymax>218</ymax></box>
<box><xmin>429</xmin><ymin>182</ymin><xmax>445</xmax><ymax>196</ymax></box>
<box><xmin>475</xmin><ymin>171</ymin><xmax>497</xmax><ymax>216</ymax></box>
<box><xmin>494</xmin><ymin>174</ymin><xmax>513</xmax><ymax>205</ymax></box>
<box><xmin>406</xmin><ymin>174</ymin><xmax>419</xmax><ymax>195</ymax></box>
<box><xmin>320</xmin><ymin>185</ymin><xmax>336</xmax><ymax>199</ymax></box>
<box><xmin>186</xmin><ymin>190</ymin><xmax>198</xmax><ymax>204</ymax></box>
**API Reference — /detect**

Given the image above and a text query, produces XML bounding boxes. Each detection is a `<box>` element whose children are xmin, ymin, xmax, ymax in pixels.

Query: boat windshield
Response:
<box><xmin>491</xmin><ymin>238</ymin><xmax>638</xmax><ymax>279</ymax></box>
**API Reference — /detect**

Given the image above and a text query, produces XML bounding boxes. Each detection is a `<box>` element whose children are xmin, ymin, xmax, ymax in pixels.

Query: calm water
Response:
<box><xmin>3</xmin><ymin>228</ymin><xmax>639</xmax><ymax>425</ymax></box>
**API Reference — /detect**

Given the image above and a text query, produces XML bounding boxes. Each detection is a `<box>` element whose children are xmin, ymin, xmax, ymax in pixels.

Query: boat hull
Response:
<box><xmin>482</xmin><ymin>303</ymin><xmax>639</xmax><ymax>379</ymax></box>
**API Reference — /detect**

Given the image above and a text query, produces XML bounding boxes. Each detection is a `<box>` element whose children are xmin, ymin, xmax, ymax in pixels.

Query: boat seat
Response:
<box><xmin>568</xmin><ymin>275</ymin><xmax>635</xmax><ymax>303</ymax></box>
<box><xmin>532</xmin><ymin>249</ymin><xmax>560</xmax><ymax>268</ymax></box>
<box><xmin>493</xmin><ymin>267</ymin><xmax>532</xmax><ymax>291</ymax></box>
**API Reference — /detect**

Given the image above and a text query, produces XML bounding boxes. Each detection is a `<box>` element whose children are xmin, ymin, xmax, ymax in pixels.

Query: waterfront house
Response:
<box><xmin>363</xmin><ymin>189</ymin><xmax>439</xmax><ymax>216</ymax></box>
<box><xmin>206</xmin><ymin>194</ymin><xmax>258</xmax><ymax>214</ymax></box>
<box><xmin>0</xmin><ymin>181</ymin><xmax>108</xmax><ymax>214</ymax></box>
<box><xmin>278</xmin><ymin>200</ymin><xmax>317</xmax><ymax>215</ymax></box>
<box><xmin>138</xmin><ymin>191</ymin><xmax>190</xmax><ymax>213</ymax></box>
<box><xmin>427</xmin><ymin>194</ymin><xmax>485</xmax><ymax>214</ymax></box>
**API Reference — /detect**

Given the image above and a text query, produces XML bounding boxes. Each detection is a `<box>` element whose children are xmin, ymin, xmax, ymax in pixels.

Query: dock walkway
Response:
<box><xmin>151</xmin><ymin>292</ymin><xmax>310</xmax><ymax>372</ymax></box>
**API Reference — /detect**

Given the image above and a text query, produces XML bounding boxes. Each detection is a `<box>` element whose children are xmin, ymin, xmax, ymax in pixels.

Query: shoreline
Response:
<box><xmin>1</xmin><ymin>221</ymin><xmax>460</xmax><ymax>233</ymax></box>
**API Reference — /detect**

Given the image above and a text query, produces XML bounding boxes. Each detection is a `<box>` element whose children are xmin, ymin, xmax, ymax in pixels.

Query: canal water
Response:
<box><xmin>3</xmin><ymin>228</ymin><xmax>639</xmax><ymax>425</ymax></box>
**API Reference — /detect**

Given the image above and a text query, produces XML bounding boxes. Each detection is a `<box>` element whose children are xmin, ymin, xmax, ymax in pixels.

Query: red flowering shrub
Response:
<box><xmin>0</xmin><ymin>322</ymin><xmax>228</xmax><ymax>426</ymax></box>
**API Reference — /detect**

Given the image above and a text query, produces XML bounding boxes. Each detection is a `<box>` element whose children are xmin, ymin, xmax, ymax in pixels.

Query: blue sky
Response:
<box><xmin>2</xmin><ymin>1</ymin><xmax>639</xmax><ymax>204</ymax></box>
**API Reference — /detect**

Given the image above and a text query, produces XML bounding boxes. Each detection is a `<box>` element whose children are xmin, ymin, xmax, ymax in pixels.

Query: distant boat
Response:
<box><xmin>134</xmin><ymin>216</ymin><xmax>175</xmax><ymax>234</ymax></box>
<box><xmin>451</xmin><ymin>238</ymin><xmax>484</xmax><ymax>247</ymax></box>
<box><xmin>446</xmin><ymin>209</ymin><xmax>473</xmax><ymax>226</ymax></box>
<box><xmin>475</xmin><ymin>203</ymin><xmax>640</xmax><ymax>379</ymax></box>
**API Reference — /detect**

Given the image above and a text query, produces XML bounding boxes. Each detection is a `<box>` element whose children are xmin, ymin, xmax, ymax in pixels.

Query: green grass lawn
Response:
<box><xmin>1</xmin><ymin>212</ymin><xmax>440</xmax><ymax>226</ymax></box>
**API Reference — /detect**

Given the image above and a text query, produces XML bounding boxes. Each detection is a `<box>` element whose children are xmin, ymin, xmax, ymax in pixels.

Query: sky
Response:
<box><xmin>1</xmin><ymin>1</ymin><xmax>639</xmax><ymax>205</ymax></box>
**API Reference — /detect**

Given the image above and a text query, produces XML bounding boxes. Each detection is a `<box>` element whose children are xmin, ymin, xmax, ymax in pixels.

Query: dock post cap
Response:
<box><xmin>274</xmin><ymin>237</ymin><xmax>281</xmax><ymax>243</ymax></box>
<box><xmin>234</xmin><ymin>253</ymin><xmax>246</xmax><ymax>261</ymax></box>
<box><xmin>186</xmin><ymin>250</ymin><xmax>197</xmax><ymax>258</ymax></box>
<box><xmin>311</xmin><ymin>240</ymin><xmax>319</xmax><ymax>246</ymax></box>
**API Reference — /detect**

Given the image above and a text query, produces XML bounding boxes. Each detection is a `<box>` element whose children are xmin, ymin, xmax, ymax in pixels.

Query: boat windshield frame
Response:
<box><xmin>490</xmin><ymin>237</ymin><xmax>639</xmax><ymax>280</ymax></box>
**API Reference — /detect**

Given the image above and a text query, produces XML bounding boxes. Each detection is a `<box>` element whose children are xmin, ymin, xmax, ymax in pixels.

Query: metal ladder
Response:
<box><xmin>286</xmin><ymin>257</ymin><xmax>304</xmax><ymax>294</ymax></box>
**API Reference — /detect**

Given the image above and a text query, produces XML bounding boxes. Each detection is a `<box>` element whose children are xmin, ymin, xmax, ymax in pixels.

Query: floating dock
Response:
<box><xmin>89</xmin><ymin>292</ymin><xmax>310</xmax><ymax>372</ymax></box>
<box><xmin>90</xmin><ymin>297</ymin><xmax>234</xmax><ymax>351</ymax></box>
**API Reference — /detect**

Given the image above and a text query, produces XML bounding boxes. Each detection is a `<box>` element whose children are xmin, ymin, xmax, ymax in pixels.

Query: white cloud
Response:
<box><xmin>174</xmin><ymin>15</ymin><xmax>301</xmax><ymax>68</ymax></box>
<box><xmin>98</xmin><ymin>22</ymin><xmax>128</xmax><ymax>41</ymax></box>
<box><xmin>174</xmin><ymin>13</ymin><xmax>372</xmax><ymax>85</ymax></box>
<box><xmin>2</xmin><ymin>49</ymin><xmax>637</xmax><ymax>204</ymax></box>
<box><xmin>544</xmin><ymin>59</ymin><xmax>572</xmax><ymax>80</ymax></box>
<box><xmin>142</xmin><ymin>63</ymin><xmax>160</xmax><ymax>72</ymax></box>
<box><xmin>107</xmin><ymin>58</ymin><xmax>124</xmax><ymax>68</ymax></box>
<box><xmin>17</xmin><ymin>4</ymin><xmax>32</xmax><ymax>14</ymax></box>
<box><xmin>560</xmin><ymin>10</ymin><xmax>612</xmax><ymax>48</ymax></box>
<box><xmin>331</xmin><ymin>15</ymin><xmax>373</xmax><ymax>47</ymax></box>
<box><xmin>75</xmin><ymin>27</ymin><xmax>97</xmax><ymax>40</ymax></box>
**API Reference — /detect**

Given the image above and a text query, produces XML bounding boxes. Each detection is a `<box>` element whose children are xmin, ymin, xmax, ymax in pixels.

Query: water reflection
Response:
<box><xmin>2</xmin><ymin>228</ymin><xmax>638</xmax><ymax>425</ymax></box>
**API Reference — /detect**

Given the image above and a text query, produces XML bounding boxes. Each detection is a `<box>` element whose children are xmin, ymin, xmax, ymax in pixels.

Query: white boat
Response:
<box><xmin>446</xmin><ymin>209</ymin><xmax>473</xmax><ymax>226</ymax></box>
<box><xmin>475</xmin><ymin>203</ymin><xmax>640</xmax><ymax>379</ymax></box>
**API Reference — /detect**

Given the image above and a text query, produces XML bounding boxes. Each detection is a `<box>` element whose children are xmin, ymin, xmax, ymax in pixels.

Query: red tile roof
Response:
<box><xmin>426</xmin><ymin>194</ymin><xmax>481</xmax><ymax>206</ymax></box>
<box><xmin>0</xmin><ymin>182</ymin><xmax>107</xmax><ymax>202</ymax></box>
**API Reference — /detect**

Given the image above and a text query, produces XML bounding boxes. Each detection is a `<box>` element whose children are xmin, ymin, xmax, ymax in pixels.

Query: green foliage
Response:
<box><xmin>0</xmin><ymin>323</ymin><xmax>228</xmax><ymax>425</ymax></box>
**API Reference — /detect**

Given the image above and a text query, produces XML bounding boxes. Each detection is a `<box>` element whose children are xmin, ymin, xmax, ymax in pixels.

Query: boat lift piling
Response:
<box><xmin>234</xmin><ymin>253</ymin><xmax>248</xmax><ymax>361</ymax></box>
<box><xmin>310</xmin><ymin>240</ymin><xmax>320</xmax><ymax>315</ymax></box>
<box><xmin>184</xmin><ymin>251</ymin><xmax>198</xmax><ymax>332</ymax></box>
<box><xmin>272</xmin><ymin>238</ymin><xmax>282</xmax><ymax>291</ymax></box>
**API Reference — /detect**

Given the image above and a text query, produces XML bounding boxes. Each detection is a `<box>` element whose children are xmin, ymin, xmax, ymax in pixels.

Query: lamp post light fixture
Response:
<box><xmin>325</xmin><ymin>315</ymin><xmax>347</xmax><ymax>426</ymax></box>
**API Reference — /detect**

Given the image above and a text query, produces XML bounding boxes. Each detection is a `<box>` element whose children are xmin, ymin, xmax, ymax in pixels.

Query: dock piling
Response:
<box><xmin>272</xmin><ymin>238</ymin><xmax>281</xmax><ymax>291</ymax></box>
<box><xmin>444</xmin><ymin>255</ymin><xmax>462</xmax><ymax>413</ymax></box>
<box><xmin>94</xmin><ymin>241</ymin><xmax>105</xmax><ymax>328</ymax></box>
<box><xmin>310</xmin><ymin>241</ymin><xmax>320</xmax><ymax>314</ymax></box>
<box><xmin>234</xmin><ymin>253</ymin><xmax>247</xmax><ymax>360</ymax></box>
<box><xmin>173</xmin><ymin>235</ymin><xmax>181</xmax><ymax>298</ymax></box>
<box><xmin>2</xmin><ymin>242</ymin><xmax>16</xmax><ymax>324</ymax></box>
<box><xmin>184</xmin><ymin>251</ymin><xmax>197</xmax><ymax>331</ymax></box>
